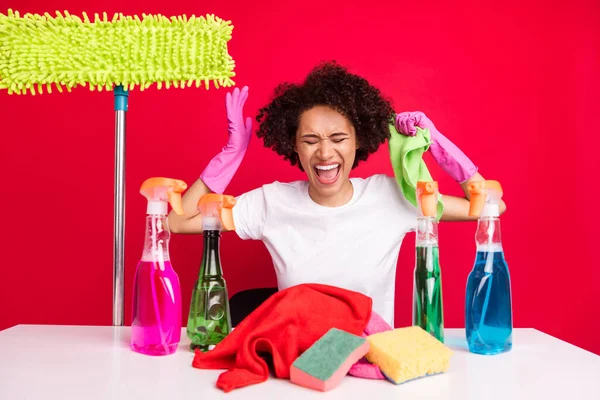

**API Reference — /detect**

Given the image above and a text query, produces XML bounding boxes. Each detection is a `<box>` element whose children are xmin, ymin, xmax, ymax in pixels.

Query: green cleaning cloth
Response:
<box><xmin>389</xmin><ymin>124</ymin><xmax>444</xmax><ymax>221</ymax></box>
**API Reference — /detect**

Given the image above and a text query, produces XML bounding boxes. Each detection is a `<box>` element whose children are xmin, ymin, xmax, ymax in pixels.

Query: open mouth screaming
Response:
<box><xmin>314</xmin><ymin>163</ymin><xmax>340</xmax><ymax>185</ymax></box>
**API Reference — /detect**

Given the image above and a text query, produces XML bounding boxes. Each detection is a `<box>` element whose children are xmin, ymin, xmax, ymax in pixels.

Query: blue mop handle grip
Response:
<box><xmin>114</xmin><ymin>85</ymin><xmax>129</xmax><ymax>111</ymax></box>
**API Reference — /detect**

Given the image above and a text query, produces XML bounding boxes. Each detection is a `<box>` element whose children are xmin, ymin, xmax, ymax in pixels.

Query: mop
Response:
<box><xmin>0</xmin><ymin>9</ymin><xmax>237</xmax><ymax>325</ymax></box>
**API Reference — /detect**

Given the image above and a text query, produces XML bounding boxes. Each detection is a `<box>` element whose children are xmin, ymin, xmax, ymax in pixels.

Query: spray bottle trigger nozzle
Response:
<box><xmin>140</xmin><ymin>177</ymin><xmax>188</xmax><ymax>215</ymax></box>
<box><xmin>467</xmin><ymin>180</ymin><xmax>503</xmax><ymax>217</ymax></box>
<box><xmin>417</xmin><ymin>181</ymin><xmax>439</xmax><ymax>218</ymax></box>
<box><xmin>198</xmin><ymin>194</ymin><xmax>237</xmax><ymax>231</ymax></box>
<box><xmin>167</xmin><ymin>190</ymin><xmax>184</xmax><ymax>215</ymax></box>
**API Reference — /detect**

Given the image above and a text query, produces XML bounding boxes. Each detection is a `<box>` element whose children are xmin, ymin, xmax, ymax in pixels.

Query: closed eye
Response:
<box><xmin>300</xmin><ymin>133</ymin><xmax>349</xmax><ymax>145</ymax></box>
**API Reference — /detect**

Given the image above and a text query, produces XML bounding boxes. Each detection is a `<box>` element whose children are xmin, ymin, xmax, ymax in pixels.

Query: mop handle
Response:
<box><xmin>113</xmin><ymin>85</ymin><xmax>128</xmax><ymax>326</ymax></box>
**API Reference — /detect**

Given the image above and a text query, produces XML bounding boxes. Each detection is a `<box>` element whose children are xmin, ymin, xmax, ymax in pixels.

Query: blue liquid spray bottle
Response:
<box><xmin>465</xmin><ymin>180</ymin><xmax>512</xmax><ymax>355</ymax></box>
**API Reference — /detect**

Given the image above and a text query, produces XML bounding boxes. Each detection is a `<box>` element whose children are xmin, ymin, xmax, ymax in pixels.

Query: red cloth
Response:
<box><xmin>192</xmin><ymin>283</ymin><xmax>372</xmax><ymax>392</ymax></box>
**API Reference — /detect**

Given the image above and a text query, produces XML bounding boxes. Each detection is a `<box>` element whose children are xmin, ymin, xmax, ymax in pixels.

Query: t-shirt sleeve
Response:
<box><xmin>384</xmin><ymin>175</ymin><xmax>419</xmax><ymax>232</ymax></box>
<box><xmin>232</xmin><ymin>186</ymin><xmax>267</xmax><ymax>240</ymax></box>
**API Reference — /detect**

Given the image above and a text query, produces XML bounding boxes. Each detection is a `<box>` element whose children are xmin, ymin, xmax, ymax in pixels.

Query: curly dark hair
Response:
<box><xmin>256</xmin><ymin>61</ymin><xmax>395</xmax><ymax>171</ymax></box>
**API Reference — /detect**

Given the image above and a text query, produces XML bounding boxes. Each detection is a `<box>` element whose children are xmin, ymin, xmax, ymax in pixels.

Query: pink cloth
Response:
<box><xmin>347</xmin><ymin>311</ymin><xmax>393</xmax><ymax>380</ymax></box>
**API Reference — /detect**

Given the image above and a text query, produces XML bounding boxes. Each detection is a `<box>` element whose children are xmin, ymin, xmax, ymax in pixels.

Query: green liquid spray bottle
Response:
<box><xmin>187</xmin><ymin>194</ymin><xmax>236</xmax><ymax>352</ymax></box>
<box><xmin>412</xmin><ymin>181</ymin><xmax>444</xmax><ymax>342</ymax></box>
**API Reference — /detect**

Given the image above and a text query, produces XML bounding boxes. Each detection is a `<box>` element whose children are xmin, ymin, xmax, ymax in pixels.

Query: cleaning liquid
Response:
<box><xmin>131</xmin><ymin>177</ymin><xmax>187</xmax><ymax>356</ymax></box>
<box><xmin>413</xmin><ymin>181</ymin><xmax>444</xmax><ymax>342</ymax></box>
<box><xmin>465</xmin><ymin>180</ymin><xmax>512</xmax><ymax>355</ymax></box>
<box><xmin>187</xmin><ymin>194</ymin><xmax>235</xmax><ymax>351</ymax></box>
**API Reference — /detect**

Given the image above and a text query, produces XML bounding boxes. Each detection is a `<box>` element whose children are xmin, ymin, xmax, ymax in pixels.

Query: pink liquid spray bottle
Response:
<box><xmin>131</xmin><ymin>177</ymin><xmax>187</xmax><ymax>356</ymax></box>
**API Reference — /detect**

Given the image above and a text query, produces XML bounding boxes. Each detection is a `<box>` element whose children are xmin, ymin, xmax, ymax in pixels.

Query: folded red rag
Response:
<box><xmin>192</xmin><ymin>283</ymin><xmax>373</xmax><ymax>392</ymax></box>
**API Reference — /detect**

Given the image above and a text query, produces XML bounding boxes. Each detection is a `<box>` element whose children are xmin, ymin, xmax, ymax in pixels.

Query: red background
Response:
<box><xmin>1</xmin><ymin>0</ymin><xmax>599</xmax><ymax>354</ymax></box>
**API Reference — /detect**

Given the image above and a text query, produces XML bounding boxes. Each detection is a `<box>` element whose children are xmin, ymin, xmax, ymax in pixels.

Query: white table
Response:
<box><xmin>1</xmin><ymin>326</ymin><xmax>598</xmax><ymax>399</ymax></box>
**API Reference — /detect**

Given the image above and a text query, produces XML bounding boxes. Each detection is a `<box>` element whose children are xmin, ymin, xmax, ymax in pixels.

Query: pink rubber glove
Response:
<box><xmin>395</xmin><ymin>111</ymin><xmax>478</xmax><ymax>183</ymax></box>
<box><xmin>200</xmin><ymin>86</ymin><xmax>252</xmax><ymax>193</ymax></box>
<box><xmin>347</xmin><ymin>311</ymin><xmax>393</xmax><ymax>380</ymax></box>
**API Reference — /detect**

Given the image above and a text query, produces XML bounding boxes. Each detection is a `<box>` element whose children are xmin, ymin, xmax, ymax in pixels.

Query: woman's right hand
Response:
<box><xmin>225</xmin><ymin>86</ymin><xmax>253</xmax><ymax>151</ymax></box>
<box><xmin>200</xmin><ymin>86</ymin><xmax>253</xmax><ymax>194</ymax></box>
<box><xmin>169</xmin><ymin>87</ymin><xmax>252</xmax><ymax>234</ymax></box>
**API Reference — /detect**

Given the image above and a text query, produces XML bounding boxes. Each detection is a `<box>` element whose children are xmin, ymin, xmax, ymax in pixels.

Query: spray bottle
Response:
<box><xmin>187</xmin><ymin>193</ymin><xmax>236</xmax><ymax>351</ymax></box>
<box><xmin>465</xmin><ymin>180</ymin><xmax>512</xmax><ymax>355</ymax></box>
<box><xmin>131</xmin><ymin>177</ymin><xmax>187</xmax><ymax>356</ymax></box>
<box><xmin>413</xmin><ymin>181</ymin><xmax>444</xmax><ymax>342</ymax></box>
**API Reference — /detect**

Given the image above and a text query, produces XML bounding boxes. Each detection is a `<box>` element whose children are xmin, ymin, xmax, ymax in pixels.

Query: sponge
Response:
<box><xmin>290</xmin><ymin>328</ymin><xmax>369</xmax><ymax>391</ymax></box>
<box><xmin>365</xmin><ymin>326</ymin><xmax>452</xmax><ymax>385</ymax></box>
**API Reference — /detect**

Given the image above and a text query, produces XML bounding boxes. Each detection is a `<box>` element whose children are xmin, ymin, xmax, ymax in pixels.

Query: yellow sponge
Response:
<box><xmin>365</xmin><ymin>326</ymin><xmax>453</xmax><ymax>384</ymax></box>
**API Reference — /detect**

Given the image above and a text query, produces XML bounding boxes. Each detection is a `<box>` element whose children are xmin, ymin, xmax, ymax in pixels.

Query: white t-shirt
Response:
<box><xmin>232</xmin><ymin>173</ymin><xmax>418</xmax><ymax>326</ymax></box>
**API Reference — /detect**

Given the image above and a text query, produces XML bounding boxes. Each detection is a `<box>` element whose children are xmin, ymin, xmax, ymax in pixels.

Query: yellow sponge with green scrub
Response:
<box><xmin>365</xmin><ymin>326</ymin><xmax>453</xmax><ymax>384</ymax></box>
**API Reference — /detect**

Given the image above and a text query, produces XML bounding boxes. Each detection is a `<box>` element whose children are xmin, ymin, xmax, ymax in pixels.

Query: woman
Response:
<box><xmin>168</xmin><ymin>61</ymin><xmax>506</xmax><ymax>326</ymax></box>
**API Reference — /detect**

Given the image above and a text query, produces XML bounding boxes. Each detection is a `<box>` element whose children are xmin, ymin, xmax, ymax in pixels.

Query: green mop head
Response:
<box><xmin>0</xmin><ymin>9</ymin><xmax>236</xmax><ymax>95</ymax></box>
